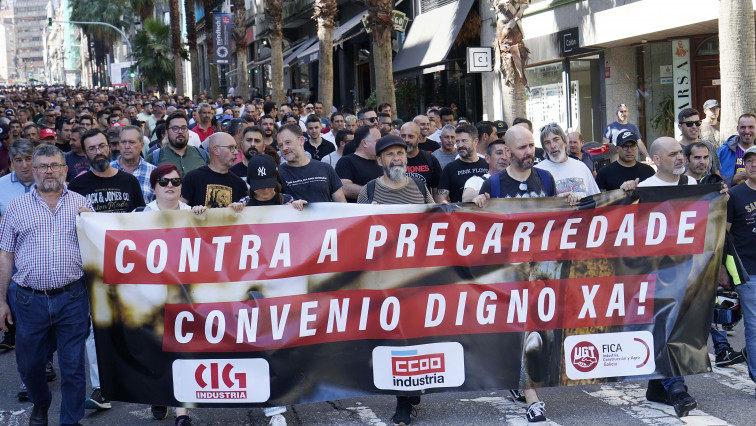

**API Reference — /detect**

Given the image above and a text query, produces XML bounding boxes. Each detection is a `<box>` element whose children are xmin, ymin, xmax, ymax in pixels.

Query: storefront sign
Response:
<box><xmin>558</xmin><ymin>28</ymin><xmax>580</xmax><ymax>57</ymax></box>
<box><xmin>672</xmin><ymin>39</ymin><xmax>691</xmax><ymax>139</ymax></box>
<box><xmin>362</xmin><ymin>11</ymin><xmax>409</xmax><ymax>34</ymax></box>
<box><xmin>213</xmin><ymin>13</ymin><xmax>233</xmax><ymax>65</ymax></box>
<box><xmin>660</xmin><ymin>65</ymin><xmax>673</xmax><ymax>85</ymax></box>
<box><xmin>467</xmin><ymin>47</ymin><xmax>494</xmax><ymax>73</ymax></box>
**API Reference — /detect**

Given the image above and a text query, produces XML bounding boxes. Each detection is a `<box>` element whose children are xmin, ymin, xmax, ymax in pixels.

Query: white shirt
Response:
<box><xmin>464</xmin><ymin>173</ymin><xmax>490</xmax><ymax>193</ymax></box>
<box><xmin>427</xmin><ymin>129</ymin><xmax>442</xmax><ymax>143</ymax></box>
<box><xmin>535</xmin><ymin>157</ymin><xmax>600</xmax><ymax>196</ymax></box>
<box><xmin>638</xmin><ymin>174</ymin><xmax>696</xmax><ymax>187</ymax></box>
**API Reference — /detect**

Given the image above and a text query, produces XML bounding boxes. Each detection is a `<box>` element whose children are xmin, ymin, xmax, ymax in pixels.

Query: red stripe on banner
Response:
<box><xmin>103</xmin><ymin>201</ymin><xmax>707</xmax><ymax>285</ymax></box>
<box><xmin>162</xmin><ymin>275</ymin><xmax>657</xmax><ymax>352</ymax></box>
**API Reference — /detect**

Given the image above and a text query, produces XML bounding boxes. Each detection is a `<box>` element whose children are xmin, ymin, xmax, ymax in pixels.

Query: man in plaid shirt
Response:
<box><xmin>110</xmin><ymin>125</ymin><xmax>156</xmax><ymax>202</ymax></box>
<box><xmin>0</xmin><ymin>144</ymin><xmax>94</xmax><ymax>426</ymax></box>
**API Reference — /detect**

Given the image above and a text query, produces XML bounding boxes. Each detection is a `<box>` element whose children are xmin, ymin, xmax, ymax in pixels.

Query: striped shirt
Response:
<box><xmin>0</xmin><ymin>186</ymin><xmax>94</xmax><ymax>290</ymax></box>
<box><xmin>111</xmin><ymin>156</ymin><xmax>157</xmax><ymax>203</ymax></box>
<box><xmin>356</xmin><ymin>177</ymin><xmax>434</xmax><ymax>205</ymax></box>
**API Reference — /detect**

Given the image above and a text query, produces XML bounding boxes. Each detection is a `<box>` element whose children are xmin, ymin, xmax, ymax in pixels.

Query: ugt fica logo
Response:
<box><xmin>570</xmin><ymin>341</ymin><xmax>599</xmax><ymax>372</ymax></box>
<box><xmin>373</xmin><ymin>342</ymin><xmax>465</xmax><ymax>391</ymax></box>
<box><xmin>172</xmin><ymin>359</ymin><xmax>270</xmax><ymax>403</ymax></box>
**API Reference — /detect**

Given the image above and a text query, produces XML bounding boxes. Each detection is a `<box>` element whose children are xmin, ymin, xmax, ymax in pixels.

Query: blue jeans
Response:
<box><xmin>710</xmin><ymin>328</ymin><xmax>730</xmax><ymax>354</ymax></box>
<box><xmin>661</xmin><ymin>376</ymin><xmax>684</xmax><ymax>391</ymax></box>
<box><xmin>9</xmin><ymin>278</ymin><xmax>90</xmax><ymax>426</ymax></box>
<box><xmin>736</xmin><ymin>278</ymin><xmax>756</xmax><ymax>383</ymax></box>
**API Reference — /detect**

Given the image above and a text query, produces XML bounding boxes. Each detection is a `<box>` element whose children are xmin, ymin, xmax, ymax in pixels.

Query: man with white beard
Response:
<box><xmin>356</xmin><ymin>135</ymin><xmax>432</xmax><ymax>425</ymax></box>
<box><xmin>638</xmin><ymin>136</ymin><xmax>696</xmax><ymax>186</ymax></box>
<box><xmin>357</xmin><ymin>135</ymin><xmax>434</xmax><ymax>204</ymax></box>
<box><xmin>534</xmin><ymin>122</ymin><xmax>599</xmax><ymax>197</ymax></box>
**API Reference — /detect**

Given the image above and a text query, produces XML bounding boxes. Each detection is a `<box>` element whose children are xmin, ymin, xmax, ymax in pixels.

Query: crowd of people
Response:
<box><xmin>0</xmin><ymin>85</ymin><xmax>752</xmax><ymax>426</ymax></box>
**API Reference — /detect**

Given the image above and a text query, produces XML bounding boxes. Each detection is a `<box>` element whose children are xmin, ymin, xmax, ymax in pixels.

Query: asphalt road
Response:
<box><xmin>1</xmin><ymin>325</ymin><xmax>754</xmax><ymax>426</ymax></box>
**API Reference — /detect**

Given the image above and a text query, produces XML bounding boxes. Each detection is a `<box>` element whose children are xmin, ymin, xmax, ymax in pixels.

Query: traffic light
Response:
<box><xmin>48</xmin><ymin>18</ymin><xmax>52</xmax><ymax>29</ymax></box>
<box><xmin>248</xmin><ymin>69</ymin><xmax>251</xmax><ymax>74</ymax></box>
<box><xmin>129</xmin><ymin>71</ymin><xmax>135</xmax><ymax>78</ymax></box>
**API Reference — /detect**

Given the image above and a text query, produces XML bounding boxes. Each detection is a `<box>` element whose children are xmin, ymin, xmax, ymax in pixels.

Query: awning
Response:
<box><xmin>297</xmin><ymin>11</ymin><xmax>367</xmax><ymax>65</ymax></box>
<box><xmin>284</xmin><ymin>37</ymin><xmax>317</xmax><ymax>67</ymax></box>
<box><xmin>392</xmin><ymin>0</ymin><xmax>474</xmax><ymax>74</ymax></box>
<box><xmin>247</xmin><ymin>40</ymin><xmax>306</xmax><ymax>69</ymax></box>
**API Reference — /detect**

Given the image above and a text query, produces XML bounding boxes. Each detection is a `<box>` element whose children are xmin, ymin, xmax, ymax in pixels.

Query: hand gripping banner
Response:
<box><xmin>77</xmin><ymin>185</ymin><xmax>725</xmax><ymax>407</ymax></box>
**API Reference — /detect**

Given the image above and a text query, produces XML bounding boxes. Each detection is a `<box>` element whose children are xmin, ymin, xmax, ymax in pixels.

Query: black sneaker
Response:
<box><xmin>0</xmin><ymin>332</ymin><xmax>14</xmax><ymax>350</ymax></box>
<box><xmin>645</xmin><ymin>379</ymin><xmax>669</xmax><ymax>404</ymax></box>
<box><xmin>526</xmin><ymin>401</ymin><xmax>546</xmax><ymax>422</ymax></box>
<box><xmin>85</xmin><ymin>388</ymin><xmax>112</xmax><ymax>410</ymax></box>
<box><xmin>151</xmin><ymin>405</ymin><xmax>168</xmax><ymax>420</ymax></box>
<box><xmin>175</xmin><ymin>415</ymin><xmax>192</xmax><ymax>426</ymax></box>
<box><xmin>17</xmin><ymin>383</ymin><xmax>28</xmax><ymax>402</ymax></box>
<box><xmin>668</xmin><ymin>382</ymin><xmax>697</xmax><ymax>417</ymax></box>
<box><xmin>509</xmin><ymin>389</ymin><xmax>527</xmax><ymax>403</ymax></box>
<box><xmin>408</xmin><ymin>395</ymin><xmax>421</xmax><ymax>405</ymax></box>
<box><xmin>45</xmin><ymin>361</ymin><xmax>56</xmax><ymax>382</ymax></box>
<box><xmin>716</xmin><ymin>347</ymin><xmax>746</xmax><ymax>367</ymax></box>
<box><xmin>391</xmin><ymin>400</ymin><xmax>416</xmax><ymax>426</ymax></box>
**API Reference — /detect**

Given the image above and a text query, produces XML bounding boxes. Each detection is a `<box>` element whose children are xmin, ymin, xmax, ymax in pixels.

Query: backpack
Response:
<box><xmin>152</xmin><ymin>145</ymin><xmax>209</xmax><ymax>165</ymax></box>
<box><xmin>489</xmin><ymin>168</ymin><xmax>554</xmax><ymax>198</ymax></box>
<box><xmin>365</xmin><ymin>177</ymin><xmax>427</xmax><ymax>203</ymax></box>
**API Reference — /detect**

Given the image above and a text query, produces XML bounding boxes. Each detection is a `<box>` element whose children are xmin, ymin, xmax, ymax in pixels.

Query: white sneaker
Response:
<box><xmin>269</xmin><ymin>414</ymin><xmax>287</xmax><ymax>426</ymax></box>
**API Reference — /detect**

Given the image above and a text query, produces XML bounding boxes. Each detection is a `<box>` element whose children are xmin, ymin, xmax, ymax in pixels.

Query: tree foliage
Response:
<box><xmin>131</xmin><ymin>19</ymin><xmax>176</xmax><ymax>91</ymax></box>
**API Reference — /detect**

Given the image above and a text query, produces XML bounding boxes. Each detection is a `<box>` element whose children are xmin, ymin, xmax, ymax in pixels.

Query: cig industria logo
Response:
<box><xmin>373</xmin><ymin>342</ymin><xmax>465</xmax><ymax>391</ymax></box>
<box><xmin>172</xmin><ymin>359</ymin><xmax>270</xmax><ymax>403</ymax></box>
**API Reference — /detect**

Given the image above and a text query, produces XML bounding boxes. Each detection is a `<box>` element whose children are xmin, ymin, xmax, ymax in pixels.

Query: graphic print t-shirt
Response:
<box><xmin>68</xmin><ymin>170</ymin><xmax>146</xmax><ymax>212</ymax></box>
<box><xmin>181</xmin><ymin>166</ymin><xmax>248</xmax><ymax>207</ymax></box>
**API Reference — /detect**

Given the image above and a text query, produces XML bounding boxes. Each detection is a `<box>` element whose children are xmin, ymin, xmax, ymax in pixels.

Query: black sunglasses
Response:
<box><xmin>157</xmin><ymin>177</ymin><xmax>182</xmax><ymax>187</ymax></box>
<box><xmin>680</xmin><ymin>120</ymin><xmax>702</xmax><ymax>128</ymax></box>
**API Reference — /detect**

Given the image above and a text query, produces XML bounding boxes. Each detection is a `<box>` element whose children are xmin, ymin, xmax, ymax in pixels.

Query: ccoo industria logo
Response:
<box><xmin>373</xmin><ymin>342</ymin><xmax>465</xmax><ymax>391</ymax></box>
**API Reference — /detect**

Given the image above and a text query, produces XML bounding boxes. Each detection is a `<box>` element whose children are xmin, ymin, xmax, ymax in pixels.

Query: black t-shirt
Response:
<box><xmin>418</xmin><ymin>139</ymin><xmax>441</xmax><ymax>153</ymax></box>
<box><xmin>727</xmin><ymin>182</ymin><xmax>756</xmax><ymax>274</ymax></box>
<box><xmin>229</xmin><ymin>161</ymin><xmax>248</xmax><ymax>180</ymax></box>
<box><xmin>406</xmin><ymin>150</ymin><xmax>442</xmax><ymax>190</ymax></box>
<box><xmin>479</xmin><ymin>169</ymin><xmax>556</xmax><ymax>198</ymax></box>
<box><xmin>279</xmin><ymin>160</ymin><xmax>343</xmax><ymax>202</ymax></box>
<box><xmin>439</xmin><ymin>158</ymin><xmax>489</xmax><ymax>202</ymax></box>
<box><xmin>304</xmin><ymin>139</ymin><xmax>335</xmax><ymax>161</ymax></box>
<box><xmin>68</xmin><ymin>170</ymin><xmax>146</xmax><ymax>212</ymax></box>
<box><xmin>181</xmin><ymin>166</ymin><xmax>247</xmax><ymax>207</ymax></box>
<box><xmin>55</xmin><ymin>141</ymin><xmax>71</xmax><ymax>153</ymax></box>
<box><xmin>595</xmin><ymin>161</ymin><xmax>655</xmax><ymax>191</ymax></box>
<box><xmin>335</xmin><ymin>154</ymin><xmax>382</xmax><ymax>201</ymax></box>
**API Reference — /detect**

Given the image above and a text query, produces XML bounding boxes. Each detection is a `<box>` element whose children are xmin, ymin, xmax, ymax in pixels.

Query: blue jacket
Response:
<box><xmin>717</xmin><ymin>134</ymin><xmax>741</xmax><ymax>179</ymax></box>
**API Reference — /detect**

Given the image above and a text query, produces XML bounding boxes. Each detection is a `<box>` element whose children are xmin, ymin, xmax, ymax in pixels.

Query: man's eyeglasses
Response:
<box><xmin>216</xmin><ymin>145</ymin><xmax>239</xmax><ymax>153</ymax></box>
<box><xmin>365</xmin><ymin>117</ymin><xmax>378</xmax><ymax>123</ymax></box>
<box><xmin>157</xmin><ymin>177</ymin><xmax>182</xmax><ymax>187</ymax></box>
<box><xmin>155</xmin><ymin>104</ymin><xmax>166</xmax><ymax>108</ymax></box>
<box><xmin>168</xmin><ymin>126</ymin><xmax>188</xmax><ymax>133</ymax></box>
<box><xmin>619</xmin><ymin>143</ymin><xmax>638</xmax><ymax>151</ymax></box>
<box><xmin>680</xmin><ymin>120</ymin><xmax>702</xmax><ymax>128</ymax></box>
<box><xmin>34</xmin><ymin>163</ymin><xmax>64</xmax><ymax>172</ymax></box>
<box><xmin>86</xmin><ymin>144</ymin><xmax>109</xmax><ymax>154</ymax></box>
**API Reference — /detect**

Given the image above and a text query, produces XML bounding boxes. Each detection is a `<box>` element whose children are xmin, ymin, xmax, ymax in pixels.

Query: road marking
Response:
<box><xmin>0</xmin><ymin>409</ymin><xmax>26</xmax><ymax>426</ymax></box>
<box><xmin>461</xmin><ymin>395</ymin><xmax>562</xmax><ymax>425</ymax></box>
<box><xmin>706</xmin><ymin>353</ymin><xmax>756</xmax><ymax>395</ymax></box>
<box><xmin>583</xmin><ymin>381</ymin><xmax>732</xmax><ymax>425</ymax></box>
<box><xmin>345</xmin><ymin>402</ymin><xmax>387</xmax><ymax>426</ymax></box>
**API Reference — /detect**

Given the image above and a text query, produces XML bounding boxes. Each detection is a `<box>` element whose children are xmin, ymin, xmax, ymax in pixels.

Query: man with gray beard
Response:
<box><xmin>534</xmin><ymin>122</ymin><xmax>599</xmax><ymax>197</ymax></box>
<box><xmin>356</xmin><ymin>135</ymin><xmax>432</xmax><ymax>425</ymax></box>
<box><xmin>638</xmin><ymin>136</ymin><xmax>696</xmax><ymax>186</ymax></box>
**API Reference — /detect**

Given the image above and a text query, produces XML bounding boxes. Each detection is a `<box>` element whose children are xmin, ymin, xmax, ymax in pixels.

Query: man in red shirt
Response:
<box><xmin>191</xmin><ymin>103</ymin><xmax>214</xmax><ymax>142</ymax></box>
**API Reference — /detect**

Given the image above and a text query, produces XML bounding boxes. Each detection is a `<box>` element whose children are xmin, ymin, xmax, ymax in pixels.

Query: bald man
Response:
<box><xmin>401</xmin><ymin>121</ymin><xmax>442</xmax><ymax>198</ymax></box>
<box><xmin>638</xmin><ymin>137</ymin><xmax>696</xmax><ymax>187</ymax></box>
<box><xmin>180</xmin><ymin>132</ymin><xmax>247</xmax><ymax>207</ymax></box>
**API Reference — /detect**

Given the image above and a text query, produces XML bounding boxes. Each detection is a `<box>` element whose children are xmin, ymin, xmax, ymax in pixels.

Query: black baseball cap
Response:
<box><xmin>247</xmin><ymin>154</ymin><xmax>278</xmax><ymax>191</ymax></box>
<box><xmin>0</xmin><ymin>123</ymin><xmax>8</xmax><ymax>140</ymax></box>
<box><xmin>615</xmin><ymin>130</ymin><xmax>638</xmax><ymax>146</ymax></box>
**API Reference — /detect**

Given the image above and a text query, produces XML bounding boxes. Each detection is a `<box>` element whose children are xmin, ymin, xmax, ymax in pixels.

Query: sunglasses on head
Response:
<box><xmin>157</xmin><ymin>177</ymin><xmax>182</xmax><ymax>187</ymax></box>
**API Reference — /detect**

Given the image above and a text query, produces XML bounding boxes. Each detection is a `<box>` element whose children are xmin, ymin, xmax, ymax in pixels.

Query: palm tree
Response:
<box><xmin>131</xmin><ymin>0</ymin><xmax>155</xmax><ymax>21</ymax></box>
<box><xmin>268</xmin><ymin>0</ymin><xmax>284</xmax><ymax>104</ymax></box>
<box><xmin>185</xmin><ymin>0</ymin><xmax>201</xmax><ymax>97</ymax></box>
<box><xmin>232</xmin><ymin>0</ymin><xmax>249</xmax><ymax>100</ymax></box>
<box><xmin>493</xmin><ymin>0</ymin><xmax>529</xmax><ymax>123</ymax></box>
<box><xmin>169</xmin><ymin>0</ymin><xmax>185</xmax><ymax>95</ymax></box>
<box><xmin>131</xmin><ymin>18</ymin><xmax>175</xmax><ymax>92</ymax></box>
<box><xmin>366</xmin><ymin>0</ymin><xmax>395</xmax><ymax>118</ymax></box>
<box><xmin>69</xmin><ymin>0</ymin><xmax>131</xmax><ymax>86</ymax></box>
<box><xmin>203</xmin><ymin>0</ymin><xmax>220</xmax><ymax>98</ymax></box>
<box><xmin>313</xmin><ymin>0</ymin><xmax>337</xmax><ymax>113</ymax></box>
<box><xmin>719</xmin><ymin>0</ymin><xmax>756</xmax><ymax>145</ymax></box>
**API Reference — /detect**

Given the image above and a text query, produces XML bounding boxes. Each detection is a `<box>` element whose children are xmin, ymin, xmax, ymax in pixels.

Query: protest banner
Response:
<box><xmin>77</xmin><ymin>185</ymin><xmax>725</xmax><ymax>407</ymax></box>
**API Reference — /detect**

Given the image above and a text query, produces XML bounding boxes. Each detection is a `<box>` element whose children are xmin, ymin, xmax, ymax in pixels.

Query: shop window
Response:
<box><xmin>697</xmin><ymin>37</ymin><xmax>719</xmax><ymax>56</ymax></box>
